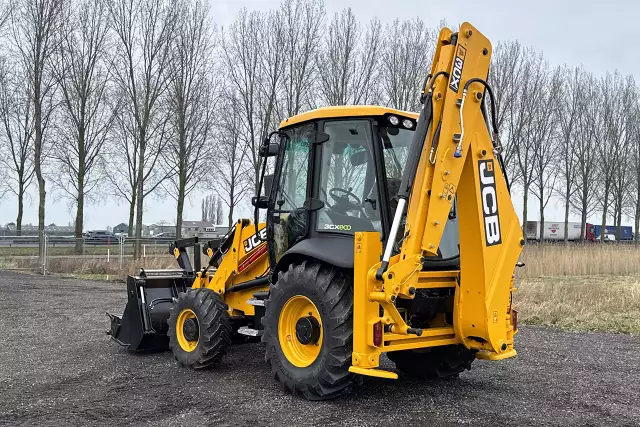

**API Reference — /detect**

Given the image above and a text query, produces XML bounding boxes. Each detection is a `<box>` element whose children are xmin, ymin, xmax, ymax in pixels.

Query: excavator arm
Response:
<box><xmin>350</xmin><ymin>23</ymin><xmax>523</xmax><ymax>379</ymax></box>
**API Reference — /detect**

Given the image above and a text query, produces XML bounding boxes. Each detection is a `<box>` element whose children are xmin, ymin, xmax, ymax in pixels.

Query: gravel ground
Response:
<box><xmin>0</xmin><ymin>270</ymin><xmax>638</xmax><ymax>427</ymax></box>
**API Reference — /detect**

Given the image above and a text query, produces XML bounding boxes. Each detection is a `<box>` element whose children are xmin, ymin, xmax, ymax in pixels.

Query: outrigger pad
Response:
<box><xmin>107</xmin><ymin>273</ymin><xmax>192</xmax><ymax>352</ymax></box>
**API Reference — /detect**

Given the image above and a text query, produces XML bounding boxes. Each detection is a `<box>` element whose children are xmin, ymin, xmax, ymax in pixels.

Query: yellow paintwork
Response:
<box><xmin>192</xmin><ymin>219</ymin><xmax>270</xmax><ymax>317</ymax></box>
<box><xmin>349</xmin><ymin>366</ymin><xmax>398</xmax><ymax>380</ymax></box>
<box><xmin>176</xmin><ymin>309</ymin><xmax>198</xmax><ymax>352</ymax></box>
<box><xmin>277</xmin><ymin>295</ymin><xmax>323</xmax><ymax>367</ymax></box>
<box><xmin>279</xmin><ymin>105</ymin><xmax>418</xmax><ymax>129</ymax></box>
<box><xmin>350</xmin><ymin>23</ymin><xmax>522</xmax><ymax>378</ymax></box>
<box><xmin>181</xmin><ymin>22</ymin><xmax>522</xmax><ymax>383</ymax></box>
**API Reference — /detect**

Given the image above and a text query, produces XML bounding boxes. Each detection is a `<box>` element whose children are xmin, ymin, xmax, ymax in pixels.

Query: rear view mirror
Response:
<box><xmin>259</xmin><ymin>142</ymin><xmax>279</xmax><ymax>157</ymax></box>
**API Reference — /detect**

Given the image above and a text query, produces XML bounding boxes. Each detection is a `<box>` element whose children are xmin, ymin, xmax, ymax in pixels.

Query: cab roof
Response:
<box><xmin>279</xmin><ymin>105</ymin><xmax>419</xmax><ymax>129</ymax></box>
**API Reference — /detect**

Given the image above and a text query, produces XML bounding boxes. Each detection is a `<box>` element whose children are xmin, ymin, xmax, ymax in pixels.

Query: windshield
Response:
<box><xmin>379</xmin><ymin>124</ymin><xmax>460</xmax><ymax>261</ymax></box>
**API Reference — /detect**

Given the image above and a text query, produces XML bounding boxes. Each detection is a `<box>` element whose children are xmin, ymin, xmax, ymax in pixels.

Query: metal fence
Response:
<box><xmin>0</xmin><ymin>234</ymin><xmax>185</xmax><ymax>278</ymax></box>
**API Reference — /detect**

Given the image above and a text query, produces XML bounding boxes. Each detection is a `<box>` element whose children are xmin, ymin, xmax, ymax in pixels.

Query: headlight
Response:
<box><xmin>388</xmin><ymin>115</ymin><xmax>399</xmax><ymax>126</ymax></box>
<box><xmin>402</xmin><ymin>119</ymin><xmax>414</xmax><ymax>129</ymax></box>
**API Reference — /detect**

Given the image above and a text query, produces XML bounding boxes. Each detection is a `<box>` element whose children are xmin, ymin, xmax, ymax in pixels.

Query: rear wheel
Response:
<box><xmin>262</xmin><ymin>261</ymin><xmax>359</xmax><ymax>400</ymax></box>
<box><xmin>387</xmin><ymin>345</ymin><xmax>475</xmax><ymax>379</ymax></box>
<box><xmin>168</xmin><ymin>288</ymin><xmax>232</xmax><ymax>369</ymax></box>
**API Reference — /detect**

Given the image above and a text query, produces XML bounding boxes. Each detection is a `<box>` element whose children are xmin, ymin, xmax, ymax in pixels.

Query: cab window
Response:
<box><xmin>317</xmin><ymin>120</ymin><xmax>380</xmax><ymax>233</ymax></box>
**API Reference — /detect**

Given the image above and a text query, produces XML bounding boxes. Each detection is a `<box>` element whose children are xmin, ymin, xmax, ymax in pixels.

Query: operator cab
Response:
<box><xmin>259</xmin><ymin>106</ymin><xmax>459</xmax><ymax>269</ymax></box>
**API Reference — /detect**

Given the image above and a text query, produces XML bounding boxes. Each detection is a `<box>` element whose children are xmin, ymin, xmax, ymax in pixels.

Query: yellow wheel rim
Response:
<box><xmin>278</xmin><ymin>295</ymin><xmax>323</xmax><ymax>368</ymax></box>
<box><xmin>176</xmin><ymin>308</ymin><xmax>199</xmax><ymax>352</ymax></box>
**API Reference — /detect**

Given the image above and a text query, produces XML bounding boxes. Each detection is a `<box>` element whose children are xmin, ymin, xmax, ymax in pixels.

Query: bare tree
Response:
<box><xmin>215</xmin><ymin>196</ymin><xmax>223</xmax><ymax>226</ymax></box>
<box><xmin>556</xmin><ymin>66</ymin><xmax>584</xmax><ymax>242</ymax></box>
<box><xmin>200</xmin><ymin>193</ymin><xmax>217</xmax><ymax>223</ymax></box>
<box><xmin>530</xmin><ymin>66</ymin><xmax>563</xmax><ymax>243</ymax></box>
<box><xmin>316</xmin><ymin>8</ymin><xmax>381</xmax><ymax>106</ymax></box>
<box><xmin>489</xmin><ymin>40</ymin><xmax>524</xmax><ymax>183</ymax></box>
<box><xmin>221</xmin><ymin>8</ymin><xmax>285</xmax><ymax>194</ymax></box>
<box><xmin>210</xmin><ymin>92</ymin><xmax>253</xmax><ymax>228</ymax></box>
<box><xmin>11</xmin><ymin>0</ymin><xmax>61</xmax><ymax>251</ymax></box>
<box><xmin>571</xmin><ymin>71</ymin><xmax>601</xmax><ymax>240</ymax></box>
<box><xmin>50</xmin><ymin>0</ymin><xmax>113</xmax><ymax>252</ymax></box>
<box><xmin>629</xmin><ymin>96</ymin><xmax>640</xmax><ymax>244</ymax></box>
<box><xmin>609</xmin><ymin>75</ymin><xmax>635</xmax><ymax>239</ymax></box>
<box><xmin>0</xmin><ymin>60</ymin><xmax>34</xmax><ymax>235</ymax></box>
<box><xmin>511</xmin><ymin>49</ymin><xmax>546</xmax><ymax>231</ymax></box>
<box><xmin>279</xmin><ymin>0</ymin><xmax>324</xmax><ymax>117</ymax></box>
<box><xmin>380</xmin><ymin>18</ymin><xmax>434</xmax><ymax>111</ymax></box>
<box><xmin>163</xmin><ymin>0</ymin><xmax>215</xmax><ymax>239</ymax></box>
<box><xmin>108</xmin><ymin>0</ymin><xmax>176</xmax><ymax>257</ymax></box>
<box><xmin>596</xmin><ymin>72</ymin><xmax>630</xmax><ymax>242</ymax></box>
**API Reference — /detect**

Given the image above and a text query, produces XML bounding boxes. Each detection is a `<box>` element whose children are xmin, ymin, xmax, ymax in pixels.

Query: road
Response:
<box><xmin>0</xmin><ymin>270</ymin><xmax>638</xmax><ymax>426</ymax></box>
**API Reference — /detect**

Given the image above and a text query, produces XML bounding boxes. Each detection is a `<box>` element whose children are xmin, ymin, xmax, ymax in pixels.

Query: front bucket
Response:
<box><xmin>107</xmin><ymin>272</ymin><xmax>192</xmax><ymax>352</ymax></box>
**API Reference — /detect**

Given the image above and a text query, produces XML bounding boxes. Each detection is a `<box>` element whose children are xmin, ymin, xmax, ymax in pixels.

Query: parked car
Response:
<box><xmin>83</xmin><ymin>230</ymin><xmax>116</xmax><ymax>243</ymax></box>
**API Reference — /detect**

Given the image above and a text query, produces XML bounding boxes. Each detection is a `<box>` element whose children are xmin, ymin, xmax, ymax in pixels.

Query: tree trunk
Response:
<box><xmin>34</xmin><ymin>98</ymin><xmax>46</xmax><ymax>257</ymax></box>
<box><xmin>539</xmin><ymin>187</ymin><xmax>545</xmax><ymax>245</ymax></box>
<box><xmin>75</xmin><ymin>185</ymin><xmax>84</xmax><ymax>254</ymax></box>
<box><xmin>134</xmin><ymin>130</ymin><xmax>146</xmax><ymax>259</ymax></box>
<box><xmin>616</xmin><ymin>201</ymin><xmax>622</xmax><ymax>241</ymax></box>
<box><xmin>580</xmin><ymin>193</ymin><xmax>588</xmax><ymax>242</ymax></box>
<box><xmin>521</xmin><ymin>184</ymin><xmax>529</xmax><ymax>237</ymax></box>
<box><xmin>563</xmin><ymin>187</ymin><xmax>570</xmax><ymax>244</ymax></box>
<box><xmin>16</xmin><ymin>180</ymin><xmax>24</xmax><ymax>237</ymax></box>
<box><xmin>635</xmin><ymin>204</ymin><xmax>640</xmax><ymax>247</ymax></box>
<box><xmin>176</xmin><ymin>177</ymin><xmax>185</xmax><ymax>239</ymax></box>
<box><xmin>127</xmin><ymin>195</ymin><xmax>135</xmax><ymax>238</ymax></box>
<box><xmin>600</xmin><ymin>184</ymin><xmax>609</xmax><ymax>243</ymax></box>
<box><xmin>75</xmin><ymin>133</ymin><xmax>85</xmax><ymax>254</ymax></box>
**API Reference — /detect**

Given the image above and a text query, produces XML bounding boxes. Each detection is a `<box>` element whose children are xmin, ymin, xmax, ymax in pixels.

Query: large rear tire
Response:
<box><xmin>262</xmin><ymin>261</ymin><xmax>359</xmax><ymax>400</ymax></box>
<box><xmin>168</xmin><ymin>288</ymin><xmax>232</xmax><ymax>369</ymax></box>
<box><xmin>387</xmin><ymin>345</ymin><xmax>475</xmax><ymax>379</ymax></box>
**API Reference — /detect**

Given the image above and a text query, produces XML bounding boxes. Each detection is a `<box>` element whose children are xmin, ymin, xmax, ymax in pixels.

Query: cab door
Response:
<box><xmin>268</xmin><ymin>123</ymin><xmax>314</xmax><ymax>262</ymax></box>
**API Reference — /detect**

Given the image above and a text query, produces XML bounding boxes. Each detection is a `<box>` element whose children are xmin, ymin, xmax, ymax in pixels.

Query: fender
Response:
<box><xmin>274</xmin><ymin>236</ymin><xmax>355</xmax><ymax>277</ymax></box>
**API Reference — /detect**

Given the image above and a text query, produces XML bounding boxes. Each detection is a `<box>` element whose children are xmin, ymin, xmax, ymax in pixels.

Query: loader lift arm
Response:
<box><xmin>350</xmin><ymin>23</ymin><xmax>523</xmax><ymax>378</ymax></box>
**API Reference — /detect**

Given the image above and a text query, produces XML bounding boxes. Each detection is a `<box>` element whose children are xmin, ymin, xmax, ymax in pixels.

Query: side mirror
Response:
<box><xmin>259</xmin><ymin>142</ymin><xmax>279</xmax><ymax>157</ymax></box>
<box><xmin>315</xmin><ymin>131</ymin><xmax>330</xmax><ymax>144</ymax></box>
<box><xmin>251</xmin><ymin>196</ymin><xmax>269</xmax><ymax>209</ymax></box>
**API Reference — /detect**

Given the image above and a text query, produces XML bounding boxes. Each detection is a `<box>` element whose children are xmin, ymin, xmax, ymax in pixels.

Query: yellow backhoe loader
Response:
<box><xmin>107</xmin><ymin>22</ymin><xmax>523</xmax><ymax>400</ymax></box>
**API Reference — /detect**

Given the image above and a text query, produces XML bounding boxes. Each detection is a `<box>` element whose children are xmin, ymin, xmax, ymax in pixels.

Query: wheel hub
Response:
<box><xmin>176</xmin><ymin>308</ymin><xmax>199</xmax><ymax>352</ymax></box>
<box><xmin>278</xmin><ymin>295</ymin><xmax>324</xmax><ymax>367</ymax></box>
<box><xmin>183</xmin><ymin>317</ymin><xmax>199</xmax><ymax>341</ymax></box>
<box><xmin>295</xmin><ymin>316</ymin><xmax>320</xmax><ymax>345</ymax></box>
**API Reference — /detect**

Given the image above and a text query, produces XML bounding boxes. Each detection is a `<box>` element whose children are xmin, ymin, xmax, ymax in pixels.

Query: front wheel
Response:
<box><xmin>262</xmin><ymin>261</ymin><xmax>360</xmax><ymax>400</ymax></box>
<box><xmin>168</xmin><ymin>288</ymin><xmax>232</xmax><ymax>369</ymax></box>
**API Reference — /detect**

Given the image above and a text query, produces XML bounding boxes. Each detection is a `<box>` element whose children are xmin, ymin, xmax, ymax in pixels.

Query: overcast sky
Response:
<box><xmin>1</xmin><ymin>0</ymin><xmax>637</xmax><ymax>229</ymax></box>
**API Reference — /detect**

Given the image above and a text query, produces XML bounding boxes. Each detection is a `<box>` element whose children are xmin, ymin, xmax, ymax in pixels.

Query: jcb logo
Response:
<box><xmin>243</xmin><ymin>228</ymin><xmax>267</xmax><ymax>253</ymax></box>
<box><xmin>449</xmin><ymin>45</ymin><xmax>466</xmax><ymax>93</ymax></box>
<box><xmin>479</xmin><ymin>160</ymin><xmax>501</xmax><ymax>246</ymax></box>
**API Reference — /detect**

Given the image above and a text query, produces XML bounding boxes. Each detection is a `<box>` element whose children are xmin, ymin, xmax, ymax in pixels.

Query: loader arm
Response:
<box><xmin>351</xmin><ymin>23</ymin><xmax>523</xmax><ymax>378</ymax></box>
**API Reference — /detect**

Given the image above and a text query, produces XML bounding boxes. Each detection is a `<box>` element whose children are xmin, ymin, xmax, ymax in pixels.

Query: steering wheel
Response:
<box><xmin>329</xmin><ymin>187</ymin><xmax>361</xmax><ymax>209</ymax></box>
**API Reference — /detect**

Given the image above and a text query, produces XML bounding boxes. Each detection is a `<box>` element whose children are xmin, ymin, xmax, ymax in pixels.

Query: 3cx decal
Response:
<box><xmin>243</xmin><ymin>228</ymin><xmax>267</xmax><ymax>253</ymax></box>
<box><xmin>324</xmin><ymin>224</ymin><xmax>352</xmax><ymax>231</ymax></box>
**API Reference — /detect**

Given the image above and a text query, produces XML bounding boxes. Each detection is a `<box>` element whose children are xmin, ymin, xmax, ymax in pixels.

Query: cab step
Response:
<box><xmin>237</xmin><ymin>326</ymin><xmax>263</xmax><ymax>337</ymax></box>
<box><xmin>246</xmin><ymin>297</ymin><xmax>265</xmax><ymax>307</ymax></box>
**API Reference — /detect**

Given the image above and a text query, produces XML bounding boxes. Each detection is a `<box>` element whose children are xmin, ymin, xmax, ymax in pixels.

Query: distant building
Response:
<box><xmin>149</xmin><ymin>223</ymin><xmax>177</xmax><ymax>236</ymax></box>
<box><xmin>2</xmin><ymin>223</ymin><xmax>73</xmax><ymax>236</ymax></box>
<box><xmin>113</xmin><ymin>223</ymin><xmax>129</xmax><ymax>234</ymax></box>
<box><xmin>182</xmin><ymin>221</ymin><xmax>229</xmax><ymax>239</ymax></box>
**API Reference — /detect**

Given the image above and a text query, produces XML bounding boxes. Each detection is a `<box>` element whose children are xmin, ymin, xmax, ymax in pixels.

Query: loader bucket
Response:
<box><xmin>107</xmin><ymin>271</ymin><xmax>193</xmax><ymax>352</ymax></box>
